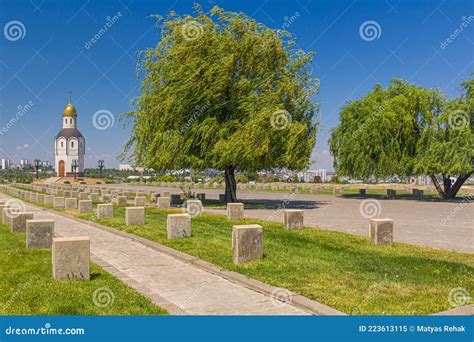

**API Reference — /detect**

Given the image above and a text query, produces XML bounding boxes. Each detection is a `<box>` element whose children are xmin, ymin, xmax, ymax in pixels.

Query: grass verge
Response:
<box><xmin>0</xmin><ymin>222</ymin><xmax>167</xmax><ymax>315</ymax></box>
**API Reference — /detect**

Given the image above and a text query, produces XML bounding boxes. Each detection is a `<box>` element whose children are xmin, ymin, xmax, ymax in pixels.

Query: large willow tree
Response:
<box><xmin>123</xmin><ymin>6</ymin><xmax>318</xmax><ymax>201</ymax></box>
<box><xmin>329</xmin><ymin>77</ymin><xmax>473</xmax><ymax>199</ymax></box>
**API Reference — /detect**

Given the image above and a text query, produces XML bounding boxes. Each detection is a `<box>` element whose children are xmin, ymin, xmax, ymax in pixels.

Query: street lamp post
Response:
<box><xmin>72</xmin><ymin>159</ymin><xmax>79</xmax><ymax>180</ymax></box>
<box><xmin>33</xmin><ymin>159</ymin><xmax>41</xmax><ymax>180</ymax></box>
<box><xmin>98</xmin><ymin>160</ymin><xmax>105</xmax><ymax>178</ymax></box>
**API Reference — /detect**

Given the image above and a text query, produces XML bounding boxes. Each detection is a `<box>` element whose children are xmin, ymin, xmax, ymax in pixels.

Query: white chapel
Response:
<box><xmin>54</xmin><ymin>95</ymin><xmax>85</xmax><ymax>177</ymax></box>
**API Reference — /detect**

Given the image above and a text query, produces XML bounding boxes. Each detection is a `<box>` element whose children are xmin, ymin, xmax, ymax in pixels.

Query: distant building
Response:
<box><xmin>1</xmin><ymin>158</ymin><xmax>11</xmax><ymax>170</ymax></box>
<box><xmin>119</xmin><ymin>164</ymin><xmax>145</xmax><ymax>173</ymax></box>
<box><xmin>20</xmin><ymin>159</ymin><xmax>29</xmax><ymax>169</ymax></box>
<box><xmin>298</xmin><ymin>169</ymin><xmax>329</xmax><ymax>182</ymax></box>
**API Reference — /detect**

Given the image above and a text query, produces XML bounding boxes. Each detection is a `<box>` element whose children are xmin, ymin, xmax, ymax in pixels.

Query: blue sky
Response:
<box><xmin>0</xmin><ymin>0</ymin><xmax>472</xmax><ymax>170</ymax></box>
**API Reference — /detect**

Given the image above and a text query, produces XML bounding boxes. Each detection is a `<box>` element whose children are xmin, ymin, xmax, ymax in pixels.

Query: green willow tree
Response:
<box><xmin>123</xmin><ymin>6</ymin><xmax>318</xmax><ymax>202</ymax></box>
<box><xmin>329</xmin><ymin>77</ymin><xmax>473</xmax><ymax>199</ymax></box>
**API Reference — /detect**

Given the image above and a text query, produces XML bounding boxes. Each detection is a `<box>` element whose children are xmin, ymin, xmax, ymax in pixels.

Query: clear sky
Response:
<box><xmin>0</xmin><ymin>0</ymin><xmax>472</xmax><ymax>170</ymax></box>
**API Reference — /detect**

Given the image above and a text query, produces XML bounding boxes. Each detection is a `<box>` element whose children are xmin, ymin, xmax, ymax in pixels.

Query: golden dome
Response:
<box><xmin>63</xmin><ymin>102</ymin><xmax>77</xmax><ymax>117</ymax></box>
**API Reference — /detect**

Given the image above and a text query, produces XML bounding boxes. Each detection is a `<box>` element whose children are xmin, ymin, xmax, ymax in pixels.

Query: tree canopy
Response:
<box><xmin>329</xmin><ymin>77</ymin><xmax>473</xmax><ymax>198</ymax></box>
<box><xmin>123</xmin><ymin>5</ymin><xmax>319</xmax><ymax>201</ymax></box>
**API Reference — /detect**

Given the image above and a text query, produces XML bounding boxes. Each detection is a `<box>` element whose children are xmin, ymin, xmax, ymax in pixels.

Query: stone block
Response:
<box><xmin>11</xmin><ymin>212</ymin><xmax>34</xmax><ymax>233</ymax></box>
<box><xmin>283</xmin><ymin>209</ymin><xmax>304</xmax><ymax>230</ymax></box>
<box><xmin>44</xmin><ymin>195</ymin><xmax>54</xmax><ymax>206</ymax></box>
<box><xmin>170</xmin><ymin>194</ymin><xmax>182</xmax><ymax>206</ymax></box>
<box><xmin>79</xmin><ymin>193</ymin><xmax>90</xmax><ymax>200</ymax></box>
<box><xmin>102</xmin><ymin>194</ymin><xmax>112</xmax><ymax>203</ymax></box>
<box><xmin>97</xmin><ymin>203</ymin><xmax>113</xmax><ymax>219</ymax></box>
<box><xmin>116</xmin><ymin>196</ymin><xmax>128</xmax><ymax>206</ymax></box>
<box><xmin>370</xmin><ymin>218</ymin><xmax>394</xmax><ymax>245</ymax></box>
<box><xmin>387</xmin><ymin>189</ymin><xmax>396</xmax><ymax>199</ymax></box>
<box><xmin>26</xmin><ymin>219</ymin><xmax>54</xmax><ymax>248</ymax></box>
<box><xmin>232</xmin><ymin>224</ymin><xmax>263</xmax><ymax>265</ymax></box>
<box><xmin>53</xmin><ymin>197</ymin><xmax>65</xmax><ymax>208</ymax></box>
<box><xmin>167</xmin><ymin>213</ymin><xmax>191</xmax><ymax>239</ymax></box>
<box><xmin>90</xmin><ymin>193</ymin><xmax>99</xmax><ymax>202</ymax></box>
<box><xmin>157</xmin><ymin>197</ymin><xmax>171</xmax><ymax>209</ymax></box>
<box><xmin>162</xmin><ymin>191</ymin><xmax>171</xmax><ymax>198</ymax></box>
<box><xmin>52</xmin><ymin>237</ymin><xmax>90</xmax><ymax>280</ymax></box>
<box><xmin>65</xmin><ymin>198</ymin><xmax>77</xmax><ymax>210</ymax></box>
<box><xmin>134</xmin><ymin>196</ymin><xmax>147</xmax><ymax>206</ymax></box>
<box><xmin>78</xmin><ymin>200</ymin><xmax>93</xmax><ymax>214</ymax></box>
<box><xmin>227</xmin><ymin>203</ymin><xmax>244</xmax><ymax>220</ymax></box>
<box><xmin>125</xmin><ymin>207</ymin><xmax>145</xmax><ymax>226</ymax></box>
<box><xmin>37</xmin><ymin>194</ymin><xmax>45</xmax><ymax>204</ymax></box>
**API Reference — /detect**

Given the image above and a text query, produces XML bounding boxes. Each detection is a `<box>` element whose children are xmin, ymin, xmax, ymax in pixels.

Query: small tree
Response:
<box><xmin>329</xmin><ymin>77</ymin><xmax>473</xmax><ymax>199</ymax></box>
<box><xmin>123</xmin><ymin>6</ymin><xmax>318</xmax><ymax>202</ymax></box>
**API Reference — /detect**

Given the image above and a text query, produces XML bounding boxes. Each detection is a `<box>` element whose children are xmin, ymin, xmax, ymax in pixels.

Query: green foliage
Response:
<box><xmin>123</xmin><ymin>5</ymin><xmax>318</xmax><ymax>174</ymax></box>
<box><xmin>330</xmin><ymin>78</ymin><xmax>473</xmax><ymax>181</ymax></box>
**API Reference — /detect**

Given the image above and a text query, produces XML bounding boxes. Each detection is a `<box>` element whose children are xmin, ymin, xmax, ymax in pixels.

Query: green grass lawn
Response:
<box><xmin>0</xmin><ymin>223</ymin><xmax>167</xmax><ymax>315</ymax></box>
<box><xmin>71</xmin><ymin>205</ymin><xmax>474</xmax><ymax>315</ymax></box>
<box><xmin>3</xmin><ymin>188</ymin><xmax>473</xmax><ymax>315</ymax></box>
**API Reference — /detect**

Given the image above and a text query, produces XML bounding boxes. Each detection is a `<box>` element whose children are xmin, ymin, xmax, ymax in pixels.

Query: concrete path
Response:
<box><xmin>0</xmin><ymin>193</ymin><xmax>314</xmax><ymax>316</ymax></box>
<box><xmin>98</xmin><ymin>185</ymin><xmax>474</xmax><ymax>253</ymax></box>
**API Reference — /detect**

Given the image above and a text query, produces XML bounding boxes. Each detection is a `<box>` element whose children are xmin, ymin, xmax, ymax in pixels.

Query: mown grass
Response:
<box><xmin>0</xmin><ymin>222</ymin><xmax>167</xmax><ymax>315</ymax></box>
<box><xmin>3</xmin><ymin>189</ymin><xmax>473</xmax><ymax>315</ymax></box>
<box><xmin>73</xmin><ymin>205</ymin><xmax>474</xmax><ymax>315</ymax></box>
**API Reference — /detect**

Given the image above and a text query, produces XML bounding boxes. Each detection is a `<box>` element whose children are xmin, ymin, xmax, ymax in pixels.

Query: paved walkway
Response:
<box><xmin>0</xmin><ymin>193</ymin><xmax>312</xmax><ymax>316</ymax></box>
<box><xmin>99</xmin><ymin>185</ymin><xmax>474</xmax><ymax>253</ymax></box>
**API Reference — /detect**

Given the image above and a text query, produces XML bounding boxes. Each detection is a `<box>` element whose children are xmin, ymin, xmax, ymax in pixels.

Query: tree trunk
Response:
<box><xmin>224</xmin><ymin>166</ymin><xmax>238</xmax><ymax>203</ymax></box>
<box><xmin>430</xmin><ymin>173</ymin><xmax>472</xmax><ymax>199</ymax></box>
